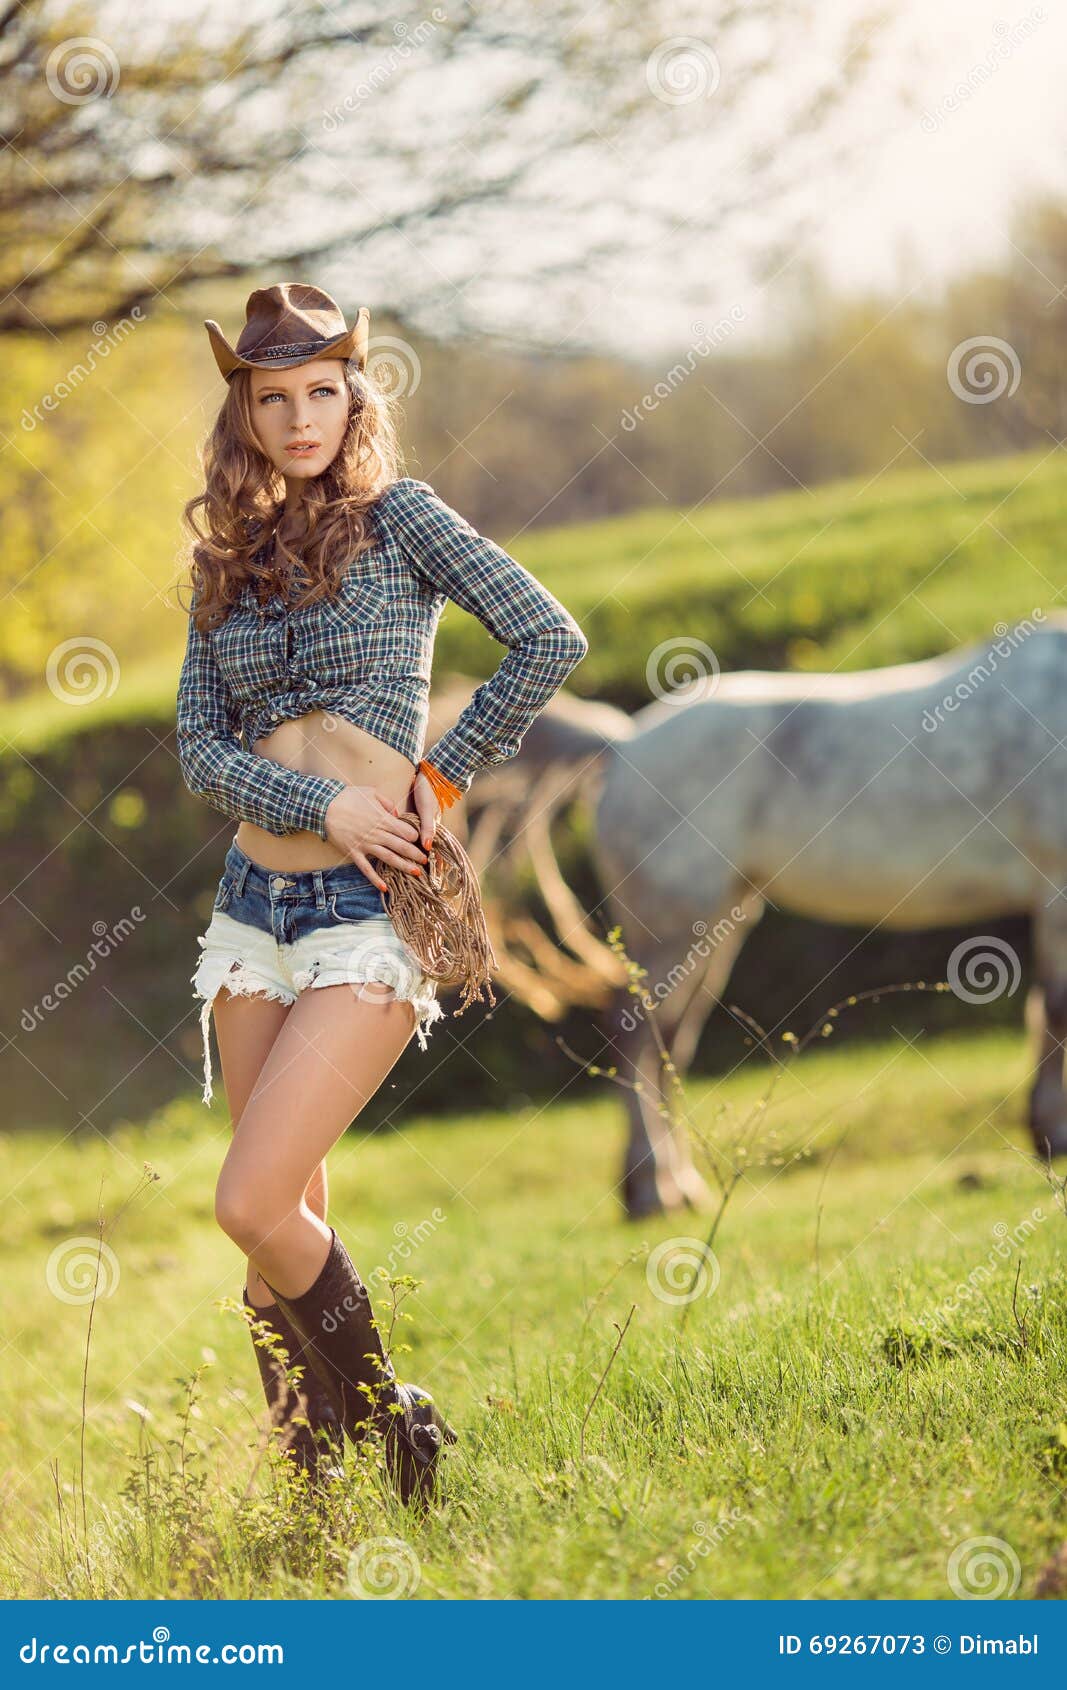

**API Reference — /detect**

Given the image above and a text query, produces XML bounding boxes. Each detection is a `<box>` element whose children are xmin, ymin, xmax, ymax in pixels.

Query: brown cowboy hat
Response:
<box><xmin>204</xmin><ymin>282</ymin><xmax>370</xmax><ymax>380</ymax></box>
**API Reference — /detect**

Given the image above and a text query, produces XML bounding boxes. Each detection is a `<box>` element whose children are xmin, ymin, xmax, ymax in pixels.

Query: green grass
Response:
<box><xmin>6</xmin><ymin>443</ymin><xmax>1067</xmax><ymax>756</ymax></box>
<box><xmin>3</xmin><ymin>1025</ymin><xmax>1065</xmax><ymax>1599</ymax></box>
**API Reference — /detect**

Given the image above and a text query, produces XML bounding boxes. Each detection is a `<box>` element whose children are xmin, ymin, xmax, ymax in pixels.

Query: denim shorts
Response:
<box><xmin>190</xmin><ymin>836</ymin><xmax>443</xmax><ymax>1106</ymax></box>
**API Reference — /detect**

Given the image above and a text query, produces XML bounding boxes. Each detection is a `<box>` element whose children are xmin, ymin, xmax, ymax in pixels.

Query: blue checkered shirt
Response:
<box><xmin>176</xmin><ymin>476</ymin><xmax>589</xmax><ymax>838</ymax></box>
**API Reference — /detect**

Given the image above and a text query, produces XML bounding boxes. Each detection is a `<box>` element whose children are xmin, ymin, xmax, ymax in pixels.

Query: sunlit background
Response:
<box><xmin>3</xmin><ymin>0</ymin><xmax>1067</xmax><ymax>1606</ymax></box>
<box><xmin>3</xmin><ymin>0</ymin><xmax>1066</xmax><ymax>1122</ymax></box>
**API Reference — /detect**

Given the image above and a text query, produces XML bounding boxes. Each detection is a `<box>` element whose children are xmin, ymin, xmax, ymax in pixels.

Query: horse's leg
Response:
<box><xmin>608</xmin><ymin>894</ymin><xmax>757</xmax><ymax>1218</ymax></box>
<box><xmin>1028</xmin><ymin>899</ymin><xmax>1067</xmax><ymax>1157</ymax></box>
<box><xmin>661</xmin><ymin>894</ymin><xmax>765</xmax><ymax>1204</ymax></box>
<box><xmin>655</xmin><ymin>955</ymin><xmax>717</xmax><ymax>1209</ymax></box>
<box><xmin>612</xmin><ymin>1006</ymin><xmax>687</xmax><ymax>1218</ymax></box>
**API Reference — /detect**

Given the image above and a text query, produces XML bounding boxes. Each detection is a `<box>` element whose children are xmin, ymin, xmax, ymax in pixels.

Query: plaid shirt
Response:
<box><xmin>176</xmin><ymin>476</ymin><xmax>589</xmax><ymax>839</ymax></box>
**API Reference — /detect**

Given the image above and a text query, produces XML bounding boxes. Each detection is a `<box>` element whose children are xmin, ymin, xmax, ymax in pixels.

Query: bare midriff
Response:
<box><xmin>236</xmin><ymin>708</ymin><xmax>421</xmax><ymax>871</ymax></box>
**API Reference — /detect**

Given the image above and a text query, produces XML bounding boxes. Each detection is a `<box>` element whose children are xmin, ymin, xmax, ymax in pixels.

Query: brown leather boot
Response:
<box><xmin>260</xmin><ymin>1227</ymin><xmax>456</xmax><ymax>1505</ymax></box>
<box><xmin>243</xmin><ymin>1284</ymin><xmax>345</xmax><ymax>1486</ymax></box>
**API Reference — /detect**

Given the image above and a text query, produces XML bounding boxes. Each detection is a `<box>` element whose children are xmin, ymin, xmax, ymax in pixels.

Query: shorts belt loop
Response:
<box><xmin>313</xmin><ymin>868</ymin><xmax>327</xmax><ymax>910</ymax></box>
<box><xmin>233</xmin><ymin>857</ymin><xmax>251</xmax><ymax>898</ymax></box>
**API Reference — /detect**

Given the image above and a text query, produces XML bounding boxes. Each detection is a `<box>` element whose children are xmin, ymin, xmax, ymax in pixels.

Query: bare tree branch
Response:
<box><xmin>0</xmin><ymin>0</ymin><xmax>894</xmax><ymax>352</ymax></box>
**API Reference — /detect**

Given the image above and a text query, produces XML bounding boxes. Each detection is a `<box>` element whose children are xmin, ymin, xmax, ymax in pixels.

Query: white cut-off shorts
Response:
<box><xmin>191</xmin><ymin>838</ymin><xmax>443</xmax><ymax>1106</ymax></box>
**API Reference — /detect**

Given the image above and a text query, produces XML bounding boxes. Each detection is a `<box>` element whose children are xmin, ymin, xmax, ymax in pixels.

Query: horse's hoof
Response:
<box><xmin>623</xmin><ymin>1178</ymin><xmax>666</xmax><ymax>1220</ymax></box>
<box><xmin>674</xmin><ymin>1167</ymin><xmax>713</xmax><ymax>1210</ymax></box>
<box><xmin>1029</xmin><ymin>1121</ymin><xmax>1067</xmax><ymax>1160</ymax></box>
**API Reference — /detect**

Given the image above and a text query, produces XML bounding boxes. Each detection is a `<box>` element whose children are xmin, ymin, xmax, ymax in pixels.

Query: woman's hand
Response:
<box><xmin>411</xmin><ymin>766</ymin><xmax>443</xmax><ymax>854</ymax></box>
<box><xmin>323</xmin><ymin>786</ymin><xmax>428</xmax><ymax>892</ymax></box>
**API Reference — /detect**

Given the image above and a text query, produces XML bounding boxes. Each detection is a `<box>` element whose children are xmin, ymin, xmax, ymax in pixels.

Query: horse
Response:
<box><xmin>509</xmin><ymin>613</ymin><xmax>1067</xmax><ymax>1216</ymax></box>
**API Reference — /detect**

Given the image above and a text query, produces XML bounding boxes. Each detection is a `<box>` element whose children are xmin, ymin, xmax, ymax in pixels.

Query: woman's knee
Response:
<box><xmin>214</xmin><ymin>1174</ymin><xmax>292</xmax><ymax>1253</ymax></box>
<box><xmin>213</xmin><ymin>1176</ymin><xmax>256</xmax><ymax>1249</ymax></box>
<box><xmin>304</xmin><ymin>1159</ymin><xmax>327</xmax><ymax>1221</ymax></box>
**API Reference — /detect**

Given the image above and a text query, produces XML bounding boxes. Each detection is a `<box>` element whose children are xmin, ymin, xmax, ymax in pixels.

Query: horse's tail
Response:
<box><xmin>460</xmin><ymin>688</ymin><xmax>635</xmax><ymax>1010</ymax></box>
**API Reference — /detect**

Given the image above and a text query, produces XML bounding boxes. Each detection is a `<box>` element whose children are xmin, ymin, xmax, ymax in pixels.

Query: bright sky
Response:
<box><xmin>457</xmin><ymin>0</ymin><xmax>1067</xmax><ymax>360</ymax></box>
<box><xmin>734</xmin><ymin>0</ymin><xmax>1067</xmax><ymax>350</ymax></box>
<box><xmin>121</xmin><ymin>0</ymin><xmax>1067</xmax><ymax>362</ymax></box>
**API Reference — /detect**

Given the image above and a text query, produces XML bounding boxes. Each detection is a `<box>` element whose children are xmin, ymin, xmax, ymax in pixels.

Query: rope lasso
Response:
<box><xmin>376</xmin><ymin>759</ymin><xmax>498</xmax><ymax>1016</ymax></box>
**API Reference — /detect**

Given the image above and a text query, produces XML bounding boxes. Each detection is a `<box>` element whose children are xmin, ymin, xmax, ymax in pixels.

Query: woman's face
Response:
<box><xmin>248</xmin><ymin>357</ymin><xmax>350</xmax><ymax>480</ymax></box>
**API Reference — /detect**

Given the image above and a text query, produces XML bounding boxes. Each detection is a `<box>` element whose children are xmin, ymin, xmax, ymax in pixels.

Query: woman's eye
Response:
<box><xmin>258</xmin><ymin>386</ymin><xmax>336</xmax><ymax>403</ymax></box>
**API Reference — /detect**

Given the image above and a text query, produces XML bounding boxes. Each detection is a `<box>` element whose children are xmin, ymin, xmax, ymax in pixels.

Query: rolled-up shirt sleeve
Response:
<box><xmin>176</xmin><ymin>601</ymin><xmax>347</xmax><ymax>839</ymax></box>
<box><xmin>382</xmin><ymin>477</ymin><xmax>589</xmax><ymax>795</ymax></box>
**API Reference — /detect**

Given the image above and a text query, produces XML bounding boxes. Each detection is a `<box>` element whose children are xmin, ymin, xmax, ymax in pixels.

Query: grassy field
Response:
<box><xmin>4</xmin><ymin>443</ymin><xmax>1067</xmax><ymax>1598</ymax></box>
<box><xmin>2</xmin><ymin>1023</ymin><xmax>1065</xmax><ymax>1600</ymax></box>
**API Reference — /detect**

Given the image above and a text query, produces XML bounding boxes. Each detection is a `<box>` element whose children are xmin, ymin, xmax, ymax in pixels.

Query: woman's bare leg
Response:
<box><xmin>214</xmin><ymin>982</ymin><xmax>416</xmax><ymax>1295</ymax></box>
<box><xmin>211</xmin><ymin>987</ymin><xmax>329</xmax><ymax>1305</ymax></box>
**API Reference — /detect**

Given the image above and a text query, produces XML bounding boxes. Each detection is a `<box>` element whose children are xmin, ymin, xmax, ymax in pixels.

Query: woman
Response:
<box><xmin>176</xmin><ymin>283</ymin><xmax>588</xmax><ymax>1503</ymax></box>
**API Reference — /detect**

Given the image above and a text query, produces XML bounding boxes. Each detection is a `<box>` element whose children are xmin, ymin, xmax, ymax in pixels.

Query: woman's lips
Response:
<box><xmin>286</xmin><ymin>442</ymin><xmax>321</xmax><ymax>454</ymax></box>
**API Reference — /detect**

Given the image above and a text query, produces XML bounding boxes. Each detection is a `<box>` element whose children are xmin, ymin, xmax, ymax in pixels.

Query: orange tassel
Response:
<box><xmin>418</xmin><ymin>757</ymin><xmax>462</xmax><ymax>810</ymax></box>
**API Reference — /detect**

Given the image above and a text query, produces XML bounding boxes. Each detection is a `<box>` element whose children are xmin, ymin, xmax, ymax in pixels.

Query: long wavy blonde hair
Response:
<box><xmin>181</xmin><ymin>359</ymin><xmax>403</xmax><ymax>632</ymax></box>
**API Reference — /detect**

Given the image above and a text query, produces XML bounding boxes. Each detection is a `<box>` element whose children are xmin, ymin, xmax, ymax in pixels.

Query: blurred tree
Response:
<box><xmin>0</xmin><ymin>0</ymin><xmax>894</xmax><ymax>692</ymax></box>
<box><xmin>0</xmin><ymin>0</ymin><xmax>889</xmax><ymax>346</ymax></box>
<box><xmin>941</xmin><ymin>196</ymin><xmax>1067</xmax><ymax>450</ymax></box>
